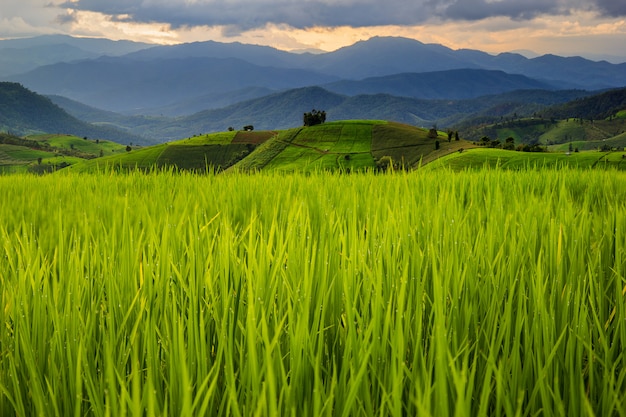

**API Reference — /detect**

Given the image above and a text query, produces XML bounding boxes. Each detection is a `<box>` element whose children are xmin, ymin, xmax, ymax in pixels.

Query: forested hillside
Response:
<box><xmin>0</xmin><ymin>82</ymin><xmax>152</xmax><ymax>144</ymax></box>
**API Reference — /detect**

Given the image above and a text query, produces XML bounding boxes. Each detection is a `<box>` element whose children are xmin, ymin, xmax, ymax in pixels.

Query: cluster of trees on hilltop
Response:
<box><xmin>304</xmin><ymin>109</ymin><xmax>326</xmax><ymax>127</ymax></box>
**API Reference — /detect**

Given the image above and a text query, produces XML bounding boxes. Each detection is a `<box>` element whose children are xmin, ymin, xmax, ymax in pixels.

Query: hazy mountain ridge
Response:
<box><xmin>0</xmin><ymin>80</ymin><xmax>615</xmax><ymax>148</ymax></box>
<box><xmin>8</xmin><ymin>56</ymin><xmax>338</xmax><ymax>112</ymax></box>
<box><xmin>48</xmin><ymin>86</ymin><xmax>594</xmax><ymax>142</ymax></box>
<box><xmin>323</xmin><ymin>69</ymin><xmax>556</xmax><ymax>99</ymax></box>
<box><xmin>4</xmin><ymin>35</ymin><xmax>626</xmax><ymax>116</ymax></box>
<box><xmin>2</xmin><ymin>35</ymin><xmax>625</xmax><ymax>145</ymax></box>
<box><xmin>0</xmin><ymin>35</ymin><xmax>152</xmax><ymax>77</ymax></box>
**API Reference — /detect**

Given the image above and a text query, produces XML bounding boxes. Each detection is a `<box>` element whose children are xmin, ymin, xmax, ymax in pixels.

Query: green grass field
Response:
<box><xmin>261</xmin><ymin>122</ymin><xmax>377</xmax><ymax>172</ymax></box>
<box><xmin>70</xmin><ymin>131</ymin><xmax>279</xmax><ymax>173</ymax></box>
<box><xmin>0</xmin><ymin>134</ymin><xmax>128</xmax><ymax>174</ymax></box>
<box><xmin>67</xmin><ymin>121</ymin><xmax>472</xmax><ymax>174</ymax></box>
<box><xmin>465</xmin><ymin>116</ymin><xmax>626</xmax><ymax>150</ymax></box>
<box><xmin>1</xmin><ymin>168</ymin><xmax>625</xmax><ymax>416</ymax></box>
<box><xmin>428</xmin><ymin>148</ymin><xmax>626</xmax><ymax>171</ymax></box>
<box><xmin>233</xmin><ymin>121</ymin><xmax>469</xmax><ymax>172</ymax></box>
<box><xmin>0</xmin><ymin>142</ymin><xmax>83</xmax><ymax>174</ymax></box>
<box><xmin>28</xmin><ymin>134</ymin><xmax>127</xmax><ymax>155</ymax></box>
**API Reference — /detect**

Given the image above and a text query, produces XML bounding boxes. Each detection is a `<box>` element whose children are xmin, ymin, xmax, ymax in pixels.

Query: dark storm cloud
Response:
<box><xmin>59</xmin><ymin>0</ymin><xmax>435</xmax><ymax>29</ymax></box>
<box><xmin>594</xmin><ymin>0</ymin><xmax>626</xmax><ymax>16</ymax></box>
<box><xmin>437</xmin><ymin>0</ymin><xmax>567</xmax><ymax>21</ymax></box>
<box><xmin>57</xmin><ymin>0</ymin><xmax>626</xmax><ymax>30</ymax></box>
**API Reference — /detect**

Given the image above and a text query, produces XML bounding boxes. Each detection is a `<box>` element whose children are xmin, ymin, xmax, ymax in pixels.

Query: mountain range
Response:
<box><xmin>1</xmin><ymin>35</ymin><xmax>626</xmax><ymax>144</ymax></box>
<box><xmin>0</xmin><ymin>35</ymin><xmax>151</xmax><ymax>77</ymax></box>
<box><xmin>3</xmin><ymin>35</ymin><xmax>626</xmax><ymax>117</ymax></box>
<box><xmin>47</xmin><ymin>86</ymin><xmax>596</xmax><ymax>142</ymax></box>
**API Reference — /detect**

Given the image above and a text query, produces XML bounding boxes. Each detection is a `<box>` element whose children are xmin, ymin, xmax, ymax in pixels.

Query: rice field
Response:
<box><xmin>1</xmin><ymin>168</ymin><xmax>625</xmax><ymax>416</ymax></box>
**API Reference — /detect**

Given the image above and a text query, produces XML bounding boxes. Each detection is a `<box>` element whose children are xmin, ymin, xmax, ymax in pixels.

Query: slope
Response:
<box><xmin>0</xmin><ymin>82</ymin><xmax>151</xmax><ymax>145</ymax></box>
<box><xmin>427</xmin><ymin>148</ymin><xmax>626</xmax><ymax>171</ymax></box>
<box><xmin>70</xmin><ymin>120</ymin><xmax>475</xmax><ymax>174</ymax></box>
<box><xmin>69</xmin><ymin>130</ymin><xmax>276</xmax><ymax>173</ymax></box>
<box><xmin>0</xmin><ymin>132</ymin><xmax>126</xmax><ymax>174</ymax></box>
<box><xmin>461</xmin><ymin>88</ymin><xmax>626</xmax><ymax>149</ymax></box>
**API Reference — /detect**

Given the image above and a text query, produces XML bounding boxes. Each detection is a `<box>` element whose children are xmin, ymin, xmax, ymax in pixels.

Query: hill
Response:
<box><xmin>50</xmin><ymin>86</ymin><xmax>593</xmax><ymax>143</ymax></box>
<box><xmin>0</xmin><ymin>132</ymin><xmax>126</xmax><ymax>174</ymax></box>
<box><xmin>426</xmin><ymin>147</ymin><xmax>626</xmax><ymax>171</ymax></box>
<box><xmin>460</xmin><ymin>88</ymin><xmax>626</xmax><ymax>150</ymax></box>
<box><xmin>7</xmin><ymin>116</ymin><xmax>624</xmax><ymax>175</ymax></box>
<box><xmin>65</xmin><ymin>118</ymin><xmax>626</xmax><ymax>175</ymax></box>
<box><xmin>542</xmin><ymin>88</ymin><xmax>626</xmax><ymax>120</ymax></box>
<box><xmin>68</xmin><ymin>121</ymin><xmax>475</xmax><ymax>173</ymax></box>
<box><xmin>0</xmin><ymin>82</ymin><xmax>152</xmax><ymax>145</ymax></box>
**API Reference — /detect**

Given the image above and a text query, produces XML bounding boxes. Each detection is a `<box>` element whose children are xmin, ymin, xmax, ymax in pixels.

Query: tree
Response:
<box><xmin>303</xmin><ymin>109</ymin><xmax>326</xmax><ymax>127</ymax></box>
<box><xmin>504</xmin><ymin>137</ymin><xmax>515</xmax><ymax>150</ymax></box>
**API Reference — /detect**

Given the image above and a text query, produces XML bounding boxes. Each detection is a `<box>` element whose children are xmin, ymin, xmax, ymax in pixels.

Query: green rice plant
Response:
<box><xmin>0</xmin><ymin>167</ymin><xmax>625</xmax><ymax>416</ymax></box>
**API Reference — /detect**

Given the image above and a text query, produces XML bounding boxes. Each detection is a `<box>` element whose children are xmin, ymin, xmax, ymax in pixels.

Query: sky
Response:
<box><xmin>1</xmin><ymin>0</ymin><xmax>626</xmax><ymax>62</ymax></box>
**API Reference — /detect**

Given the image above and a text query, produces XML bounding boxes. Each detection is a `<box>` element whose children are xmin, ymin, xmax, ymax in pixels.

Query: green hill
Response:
<box><xmin>426</xmin><ymin>147</ymin><xmax>626</xmax><ymax>171</ymax></box>
<box><xmin>68</xmin><ymin>130</ymin><xmax>275</xmax><ymax>173</ymax></box>
<box><xmin>0</xmin><ymin>132</ymin><xmax>126</xmax><ymax>174</ymax></box>
<box><xmin>462</xmin><ymin>100</ymin><xmax>626</xmax><ymax>151</ymax></box>
<box><xmin>8</xmin><ymin>119</ymin><xmax>625</xmax><ymax>175</ymax></box>
<box><xmin>69</xmin><ymin>121</ymin><xmax>474</xmax><ymax>173</ymax></box>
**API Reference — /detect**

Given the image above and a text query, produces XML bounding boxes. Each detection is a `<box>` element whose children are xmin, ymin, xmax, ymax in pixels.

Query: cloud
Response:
<box><xmin>436</xmin><ymin>0</ymin><xmax>569</xmax><ymax>21</ymax></box>
<box><xmin>0</xmin><ymin>0</ymin><xmax>68</xmax><ymax>37</ymax></box>
<box><xmin>2</xmin><ymin>0</ymin><xmax>624</xmax><ymax>61</ymax></box>
<box><xmin>53</xmin><ymin>0</ymin><xmax>626</xmax><ymax>33</ymax></box>
<box><xmin>55</xmin><ymin>10</ymin><xmax>78</xmax><ymax>25</ymax></box>
<box><xmin>594</xmin><ymin>0</ymin><xmax>626</xmax><ymax>16</ymax></box>
<box><xmin>54</xmin><ymin>0</ymin><xmax>573</xmax><ymax>30</ymax></box>
<box><xmin>57</xmin><ymin>0</ymin><xmax>435</xmax><ymax>30</ymax></box>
